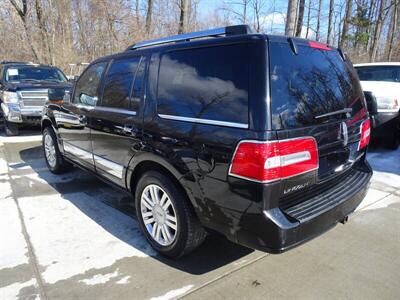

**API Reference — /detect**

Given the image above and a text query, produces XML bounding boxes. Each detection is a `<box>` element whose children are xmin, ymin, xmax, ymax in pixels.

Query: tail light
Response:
<box><xmin>358</xmin><ymin>119</ymin><xmax>371</xmax><ymax>150</ymax></box>
<box><xmin>229</xmin><ymin>137</ymin><xmax>318</xmax><ymax>183</ymax></box>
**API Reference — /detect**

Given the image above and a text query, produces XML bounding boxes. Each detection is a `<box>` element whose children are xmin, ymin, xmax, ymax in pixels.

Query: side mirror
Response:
<box><xmin>364</xmin><ymin>91</ymin><xmax>378</xmax><ymax>116</ymax></box>
<box><xmin>79</xmin><ymin>93</ymin><xmax>97</xmax><ymax>106</ymax></box>
<box><xmin>48</xmin><ymin>88</ymin><xmax>70</xmax><ymax>105</ymax></box>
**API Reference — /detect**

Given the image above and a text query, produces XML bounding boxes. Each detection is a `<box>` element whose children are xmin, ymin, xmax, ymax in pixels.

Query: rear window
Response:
<box><xmin>356</xmin><ymin>65</ymin><xmax>400</xmax><ymax>83</ymax></box>
<box><xmin>270</xmin><ymin>42</ymin><xmax>364</xmax><ymax>129</ymax></box>
<box><xmin>157</xmin><ymin>44</ymin><xmax>250</xmax><ymax>126</ymax></box>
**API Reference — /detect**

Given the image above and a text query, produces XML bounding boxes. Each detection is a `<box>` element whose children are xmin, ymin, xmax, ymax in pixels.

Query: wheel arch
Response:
<box><xmin>41</xmin><ymin>116</ymin><xmax>63</xmax><ymax>152</ymax></box>
<box><xmin>41</xmin><ymin>116</ymin><xmax>56</xmax><ymax>132</ymax></box>
<box><xmin>126</xmin><ymin>155</ymin><xmax>200</xmax><ymax>218</ymax></box>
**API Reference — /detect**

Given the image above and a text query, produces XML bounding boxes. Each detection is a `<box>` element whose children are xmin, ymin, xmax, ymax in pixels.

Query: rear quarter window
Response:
<box><xmin>270</xmin><ymin>42</ymin><xmax>364</xmax><ymax>129</ymax></box>
<box><xmin>157</xmin><ymin>44</ymin><xmax>250</xmax><ymax>126</ymax></box>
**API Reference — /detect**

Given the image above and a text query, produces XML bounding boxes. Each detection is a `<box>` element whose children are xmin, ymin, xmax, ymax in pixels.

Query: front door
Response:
<box><xmin>56</xmin><ymin>61</ymin><xmax>108</xmax><ymax>170</ymax></box>
<box><xmin>90</xmin><ymin>55</ymin><xmax>146</xmax><ymax>186</ymax></box>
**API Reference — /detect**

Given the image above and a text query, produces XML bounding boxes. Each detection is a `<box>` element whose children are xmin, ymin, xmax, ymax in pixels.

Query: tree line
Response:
<box><xmin>0</xmin><ymin>0</ymin><xmax>398</xmax><ymax>74</ymax></box>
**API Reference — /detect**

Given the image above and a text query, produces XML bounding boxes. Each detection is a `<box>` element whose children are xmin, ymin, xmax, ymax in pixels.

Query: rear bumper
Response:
<box><xmin>235</xmin><ymin>160</ymin><xmax>372</xmax><ymax>253</ymax></box>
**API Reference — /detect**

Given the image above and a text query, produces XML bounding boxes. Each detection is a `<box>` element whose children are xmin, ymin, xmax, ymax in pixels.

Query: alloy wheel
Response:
<box><xmin>140</xmin><ymin>184</ymin><xmax>178</xmax><ymax>246</ymax></box>
<box><xmin>44</xmin><ymin>133</ymin><xmax>57</xmax><ymax>168</ymax></box>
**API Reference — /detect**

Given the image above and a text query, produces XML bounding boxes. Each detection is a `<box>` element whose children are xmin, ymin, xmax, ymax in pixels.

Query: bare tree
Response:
<box><xmin>340</xmin><ymin>0</ymin><xmax>353</xmax><ymax>49</ymax></box>
<box><xmin>285</xmin><ymin>0</ymin><xmax>298</xmax><ymax>36</ymax></box>
<box><xmin>295</xmin><ymin>0</ymin><xmax>305</xmax><ymax>36</ymax></box>
<box><xmin>253</xmin><ymin>0</ymin><xmax>268</xmax><ymax>32</ymax></box>
<box><xmin>305</xmin><ymin>0</ymin><xmax>312</xmax><ymax>38</ymax></box>
<box><xmin>222</xmin><ymin>0</ymin><xmax>252</xmax><ymax>24</ymax></box>
<box><xmin>315</xmin><ymin>0</ymin><xmax>323</xmax><ymax>41</ymax></box>
<box><xmin>35</xmin><ymin>0</ymin><xmax>54</xmax><ymax>65</ymax></box>
<box><xmin>370</xmin><ymin>0</ymin><xmax>386</xmax><ymax>61</ymax></box>
<box><xmin>327</xmin><ymin>0</ymin><xmax>334</xmax><ymax>43</ymax></box>
<box><xmin>145</xmin><ymin>0</ymin><xmax>153</xmax><ymax>35</ymax></box>
<box><xmin>386</xmin><ymin>0</ymin><xmax>398</xmax><ymax>60</ymax></box>
<box><xmin>178</xmin><ymin>0</ymin><xmax>189</xmax><ymax>33</ymax></box>
<box><xmin>8</xmin><ymin>0</ymin><xmax>40</xmax><ymax>61</ymax></box>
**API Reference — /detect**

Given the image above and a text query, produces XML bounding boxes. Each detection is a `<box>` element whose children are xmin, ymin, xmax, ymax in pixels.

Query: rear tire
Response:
<box><xmin>135</xmin><ymin>171</ymin><xmax>206</xmax><ymax>259</ymax></box>
<box><xmin>4</xmin><ymin>121</ymin><xmax>19</xmax><ymax>136</ymax></box>
<box><xmin>42</xmin><ymin>127</ymin><xmax>71</xmax><ymax>174</ymax></box>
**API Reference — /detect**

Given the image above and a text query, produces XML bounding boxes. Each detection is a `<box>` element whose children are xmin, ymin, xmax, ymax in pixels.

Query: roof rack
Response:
<box><xmin>126</xmin><ymin>25</ymin><xmax>252</xmax><ymax>51</ymax></box>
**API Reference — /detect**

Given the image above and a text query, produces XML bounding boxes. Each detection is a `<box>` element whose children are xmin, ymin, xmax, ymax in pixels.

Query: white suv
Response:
<box><xmin>354</xmin><ymin>62</ymin><xmax>400</xmax><ymax>149</ymax></box>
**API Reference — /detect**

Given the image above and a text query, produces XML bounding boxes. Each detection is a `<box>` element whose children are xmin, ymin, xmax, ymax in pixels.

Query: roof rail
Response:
<box><xmin>1</xmin><ymin>61</ymin><xmax>35</xmax><ymax>65</ymax></box>
<box><xmin>126</xmin><ymin>25</ymin><xmax>252</xmax><ymax>51</ymax></box>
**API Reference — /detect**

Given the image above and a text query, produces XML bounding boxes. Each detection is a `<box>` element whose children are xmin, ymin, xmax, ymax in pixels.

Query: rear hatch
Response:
<box><xmin>268</xmin><ymin>37</ymin><xmax>369</xmax><ymax>195</ymax></box>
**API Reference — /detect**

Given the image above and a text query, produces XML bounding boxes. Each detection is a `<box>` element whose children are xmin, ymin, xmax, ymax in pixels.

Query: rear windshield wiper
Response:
<box><xmin>315</xmin><ymin>108</ymin><xmax>352</xmax><ymax>119</ymax></box>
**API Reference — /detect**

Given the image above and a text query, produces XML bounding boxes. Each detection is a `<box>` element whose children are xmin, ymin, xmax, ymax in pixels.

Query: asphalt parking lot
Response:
<box><xmin>1</xmin><ymin>129</ymin><xmax>399</xmax><ymax>300</ymax></box>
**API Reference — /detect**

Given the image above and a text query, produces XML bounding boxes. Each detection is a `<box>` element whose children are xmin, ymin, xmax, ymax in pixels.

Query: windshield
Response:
<box><xmin>356</xmin><ymin>66</ymin><xmax>400</xmax><ymax>83</ymax></box>
<box><xmin>4</xmin><ymin>66</ymin><xmax>67</xmax><ymax>83</ymax></box>
<box><xmin>269</xmin><ymin>42</ymin><xmax>365</xmax><ymax>129</ymax></box>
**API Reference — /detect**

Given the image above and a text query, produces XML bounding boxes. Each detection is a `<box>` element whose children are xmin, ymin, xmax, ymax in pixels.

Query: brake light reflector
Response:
<box><xmin>358</xmin><ymin>119</ymin><xmax>371</xmax><ymax>150</ymax></box>
<box><xmin>229</xmin><ymin>137</ymin><xmax>318</xmax><ymax>183</ymax></box>
<box><xmin>308</xmin><ymin>41</ymin><xmax>331</xmax><ymax>51</ymax></box>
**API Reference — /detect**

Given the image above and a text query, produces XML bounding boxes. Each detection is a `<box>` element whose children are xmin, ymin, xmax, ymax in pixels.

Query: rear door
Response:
<box><xmin>268</xmin><ymin>38</ymin><xmax>368</xmax><ymax>185</ymax></box>
<box><xmin>90</xmin><ymin>55</ymin><xmax>146</xmax><ymax>186</ymax></box>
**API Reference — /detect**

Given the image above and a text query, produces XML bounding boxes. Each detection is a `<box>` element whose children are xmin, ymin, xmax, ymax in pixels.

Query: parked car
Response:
<box><xmin>42</xmin><ymin>25</ymin><xmax>372</xmax><ymax>258</ymax></box>
<box><xmin>0</xmin><ymin>61</ymin><xmax>71</xmax><ymax>136</ymax></box>
<box><xmin>354</xmin><ymin>62</ymin><xmax>400</xmax><ymax>149</ymax></box>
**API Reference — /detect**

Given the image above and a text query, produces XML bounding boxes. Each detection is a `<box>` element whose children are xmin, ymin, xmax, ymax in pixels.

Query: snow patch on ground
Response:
<box><xmin>116</xmin><ymin>275</ymin><xmax>130</xmax><ymax>285</ymax></box>
<box><xmin>0</xmin><ymin>152</ymin><xmax>28</xmax><ymax>270</ymax></box>
<box><xmin>0</xmin><ymin>279</ymin><xmax>38</xmax><ymax>300</ymax></box>
<box><xmin>79</xmin><ymin>269</ymin><xmax>119</xmax><ymax>285</ymax></box>
<box><xmin>0</xmin><ymin>156</ymin><xmax>9</xmax><ymax>174</ymax></box>
<box><xmin>18</xmin><ymin>192</ymin><xmax>155</xmax><ymax>284</ymax></box>
<box><xmin>0</xmin><ymin>135</ymin><xmax>42</xmax><ymax>143</ymax></box>
<box><xmin>150</xmin><ymin>285</ymin><xmax>194</xmax><ymax>300</ymax></box>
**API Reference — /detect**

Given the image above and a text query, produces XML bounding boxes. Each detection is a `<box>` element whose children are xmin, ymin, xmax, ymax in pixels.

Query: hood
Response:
<box><xmin>359</xmin><ymin>80</ymin><xmax>400</xmax><ymax>97</ymax></box>
<box><xmin>3</xmin><ymin>81</ymin><xmax>72</xmax><ymax>92</ymax></box>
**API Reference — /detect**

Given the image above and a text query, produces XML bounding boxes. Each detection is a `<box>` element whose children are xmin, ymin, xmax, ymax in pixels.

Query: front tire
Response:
<box><xmin>42</xmin><ymin>127</ymin><xmax>71</xmax><ymax>174</ymax></box>
<box><xmin>4</xmin><ymin>121</ymin><xmax>19</xmax><ymax>136</ymax></box>
<box><xmin>135</xmin><ymin>171</ymin><xmax>206</xmax><ymax>258</ymax></box>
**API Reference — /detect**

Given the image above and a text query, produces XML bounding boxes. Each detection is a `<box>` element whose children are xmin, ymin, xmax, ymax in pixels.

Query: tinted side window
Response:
<box><xmin>73</xmin><ymin>62</ymin><xmax>107</xmax><ymax>106</ymax></box>
<box><xmin>102</xmin><ymin>57</ymin><xmax>140</xmax><ymax>109</ymax></box>
<box><xmin>157</xmin><ymin>44</ymin><xmax>250</xmax><ymax>125</ymax></box>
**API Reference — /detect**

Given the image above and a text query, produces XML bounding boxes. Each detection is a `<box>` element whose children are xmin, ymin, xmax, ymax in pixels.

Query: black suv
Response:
<box><xmin>42</xmin><ymin>25</ymin><xmax>372</xmax><ymax>258</ymax></box>
<box><xmin>0</xmin><ymin>61</ymin><xmax>71</xmax><ymax>136</ymax></box>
